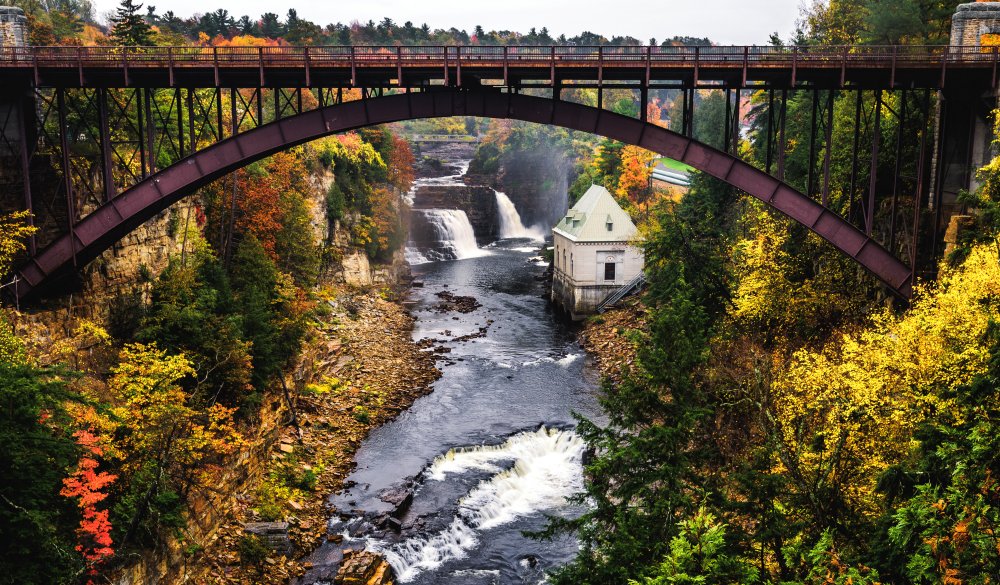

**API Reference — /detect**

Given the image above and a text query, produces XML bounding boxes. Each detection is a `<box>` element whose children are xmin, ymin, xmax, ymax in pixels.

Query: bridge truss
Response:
<box><xmin>1</xmin><ymin>44</ymin><xmax>996</xmax><ymax>300</ymax></box>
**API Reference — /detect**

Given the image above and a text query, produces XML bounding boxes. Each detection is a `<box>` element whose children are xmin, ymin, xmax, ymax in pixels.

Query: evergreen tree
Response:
<box><xmin>110</xmin><ymin>0</ymin><xmax>153</xmax><ymax>46</ymax></box>
<box><xmin>259</xmin><ymin>12</ymin><xmax>284</xmax><ymax>39</ymax></box>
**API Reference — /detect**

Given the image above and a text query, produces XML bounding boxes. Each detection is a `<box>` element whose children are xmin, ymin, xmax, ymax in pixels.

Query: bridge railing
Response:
<box><xmin>1</xmin><ymin>44</ymin><xmax>997</xmax><ymax>70</ymax></box>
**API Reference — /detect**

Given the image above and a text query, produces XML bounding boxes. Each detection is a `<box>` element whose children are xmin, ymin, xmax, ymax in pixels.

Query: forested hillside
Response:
<box><xmin>2</xmin><ymin>0</ymin><xmax>995</xmax><ymax>583</ymax></box>
<box><xmin>540</xmin><ymin>1</ymin><xmax>1000</xmax><ymax>583</ymax></box>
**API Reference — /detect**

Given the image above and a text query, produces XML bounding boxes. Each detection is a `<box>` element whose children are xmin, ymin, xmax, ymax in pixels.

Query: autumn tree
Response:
<box><xmin>61</xmin><ymin>429</ymin><xmax>117</xmax><ymax>578</ymax></box>
<box><xmin>616</xmin><ymin>145</ymin><xmax>655</xmax><ymax>212</ymax></box>
<box><xmin>0</xmin><ymin>211</ymin><xmax>36</xmax><ymax>364</ymax></box>
<box><xmin>107</xmin><ymin>344</ymin><xmax>242</xmax><ymax>548</ymax></box>
<box><xmin>0</xmin><ymin>361</ymin><xmax>83</xmax><ymax>583</ymax></box>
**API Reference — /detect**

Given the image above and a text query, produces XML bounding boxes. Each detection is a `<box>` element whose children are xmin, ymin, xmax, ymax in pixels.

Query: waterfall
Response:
<box><xmin>372</xmin><ymin>427</ymin><xmax>585</xmax><ymax>582</ymax></box>
<box><xmin>410</xmin><ymin>209</ymin><xmax>487</xmax><ymax>262</ymax></box>
<box><xmin>494</xmin><ymin>191</ymin><xmax>545</xmax><ymax>240</ymax></box>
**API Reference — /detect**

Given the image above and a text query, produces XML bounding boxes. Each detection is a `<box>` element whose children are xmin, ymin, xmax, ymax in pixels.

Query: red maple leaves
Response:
<box><xmin>61</xmin><ymin>429</ymin><xmax>117</xmax><ymax>574</ymax></box>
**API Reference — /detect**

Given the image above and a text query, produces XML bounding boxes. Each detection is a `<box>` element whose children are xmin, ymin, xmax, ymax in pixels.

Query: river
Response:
<box><xmin>301</xmin><ymin>155</ymin><xmax>602</xmax><ymax>585</ymax></box>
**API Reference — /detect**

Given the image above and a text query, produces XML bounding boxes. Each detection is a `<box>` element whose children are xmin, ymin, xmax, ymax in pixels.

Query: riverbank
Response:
<box><xmin>577</xmin><ymin>298</ymin><xmax>646</xmax><ymax>385</ymax></box>
<box><xmin>191</xmin><ymin>286</ymin><xmax>440</xmax><ymax>584</ymax></box>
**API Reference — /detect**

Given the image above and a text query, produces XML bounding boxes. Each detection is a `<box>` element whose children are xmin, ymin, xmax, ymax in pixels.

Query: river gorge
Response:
<box><xmin>299</xmin><ymin>149</ymin><xmax>604</xmax><ymax>585</ymax></box>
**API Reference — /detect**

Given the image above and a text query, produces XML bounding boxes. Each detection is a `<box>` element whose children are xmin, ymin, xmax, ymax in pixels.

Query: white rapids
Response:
<box><xmin>371</xmin><ymin>427</ymin><xmax>586</xmax><ymax>582</ymax></box>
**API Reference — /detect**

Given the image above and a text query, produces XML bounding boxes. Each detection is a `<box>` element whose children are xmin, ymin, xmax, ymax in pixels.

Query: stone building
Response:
<box><xmin>551</xmin><ymin>184</ymin><xmax>644</xmax><ymax>320</ymax></box>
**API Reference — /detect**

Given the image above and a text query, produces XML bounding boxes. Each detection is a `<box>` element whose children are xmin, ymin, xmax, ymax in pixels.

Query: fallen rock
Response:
<box><xmin>244</xmin><ymin>522</ymin><xmax>294</xmax><ymax>555</ymax></box>
<box><xmin>433</xmin><ymin>291</ymin><xmax>481</xmax><ymax>313</ymax></box>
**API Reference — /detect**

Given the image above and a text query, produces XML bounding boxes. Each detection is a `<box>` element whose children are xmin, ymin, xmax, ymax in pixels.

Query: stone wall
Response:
<box><xmin>951</xmin><ymin>2</ymin><xmax>1000</xmax><ymax>47</ymax></box>
<box><xmin>0</xmin><ymin>6</ymin><xmax>27</xmax><ymax>48</ymax></box>
<box><xmin>12</xmin><ymin>199</ymin><xmax>195</xmax><ymax>347</ymax></box>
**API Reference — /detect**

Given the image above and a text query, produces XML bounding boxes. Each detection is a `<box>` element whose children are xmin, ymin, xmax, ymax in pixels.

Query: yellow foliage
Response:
<box><xmin>0</xmin><ymin>210</ymin><xmax>37</xmax><ymax>281</ymax></box>
<box><xmin>108</xmin><ymin>343</ymin><xmax>243</xmax><ymax>484</ymax></box>
<box><xmin>730</xmin><ymin>204</ymin><xmax>855</xmax><ymax>340</ymax></box>
<box><xmin>982</xmin><ymin>34</ymin><xmax>1000</xmax><ymax>48</ymax></box>
<box><xmin>771</xmin><ymin>242</ymin><xmax>1000</xmax><ymax>519</ymax></box>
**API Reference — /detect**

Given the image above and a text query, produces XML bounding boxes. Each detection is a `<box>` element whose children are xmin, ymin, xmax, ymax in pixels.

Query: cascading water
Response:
<box><xmin>370</xmin><ymin>428</ymin><xmax>586</xmax><ymax>583</ymax></box>
<box><xmin>494</xmin><ymin>191</ymin><xmax>546</xmax><ymax>240</ymax></box>
<box><xmin>299</xmin><ymin>144</ymin><xmax>601</xmax><ymax>585</ymax></box>
<box><xmin>410</xmin><ymin>209</ymin><xmax>488</xmax><ymax>262</ymax></box>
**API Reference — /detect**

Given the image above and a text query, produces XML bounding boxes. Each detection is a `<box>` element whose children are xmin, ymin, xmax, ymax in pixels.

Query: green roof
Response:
<box><xmin>552</xmin><ymin>184</ymin><xmax>639</xmax><ymax>242</ymax></box>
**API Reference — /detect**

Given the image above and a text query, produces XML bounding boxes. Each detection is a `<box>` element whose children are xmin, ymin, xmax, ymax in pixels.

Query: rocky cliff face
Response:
<box><xmin>7</xmin><ymin>160</ymin><xmax>415</xmax><ymax>585</ymax></box>
<box><xmin>466</xmin><ymin>144</ymin><xmax>571</xmax><ymax>233</ymax></box>
<box><xmin>11</xmin><ymin>198</ymin><xmax>196</xmax><ymax>346</ymax></box>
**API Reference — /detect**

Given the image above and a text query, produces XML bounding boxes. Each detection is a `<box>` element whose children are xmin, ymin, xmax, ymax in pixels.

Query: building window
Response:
<box><xmin>605</xmin><ymin>262</ymin><xmax>616</xmax><ymax>281</ymax></box>
<box><xmin>606</xmin><ymin>221</ymin><xmax>613</xmax><ymax>232</ymax></box>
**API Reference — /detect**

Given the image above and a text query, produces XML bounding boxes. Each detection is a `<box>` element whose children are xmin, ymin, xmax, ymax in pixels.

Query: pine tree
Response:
<box><xmin>110</xmin><ymin>0</ymin><xmax>153</xmax><ymax>46</ymax></box>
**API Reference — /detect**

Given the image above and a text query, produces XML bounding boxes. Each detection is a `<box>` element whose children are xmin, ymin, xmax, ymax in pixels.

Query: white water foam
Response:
<box><xmin>521</xmin><ymin>353</ymin><xmax>584</xmax><ymax>368</ymax></box>
<box><xmin>405</xmin><ymin>247</ymin><xmax>432</xmax><ymax>265</ymax></box>
<box><xmin>414</xmin><ymin>209</ymin><xmax>489</xmax><ymax>261</ymax></box>
<box><xmin>374</xmin><ymin>427</ymin><xmax>585</xmax><ymax>582</ymax></box>
<box><xmin>494</xmin><ymin>192</ymin><xmax>546</xmax><ymax>240</ymax></box>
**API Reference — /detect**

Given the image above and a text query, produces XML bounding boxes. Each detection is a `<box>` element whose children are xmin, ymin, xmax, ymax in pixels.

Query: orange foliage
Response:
<box><xmin>228</xmin><ymin>151</ymin><xmax>311</xmax><ymax>259</ymax></box>
<box><xmin>616</xmin><ymin>145</ymin><xmax>656</xmax><ymax>208</ymax></box>
<box><xmin>369</xmin><ymin>186</ymin><xmax>401</xmax><ymax>253</ymax></box>
<box><xmin>61</xmin><ymin>430</ymin><xmax>117</xmax><ymax>574</ymax></box>
<box><xmin>386</xmin><ymin>133</ymin><xmax>415</xmax><ymax>191</ymax></box>
<box><xmin>216</xmin><ymin>35</ymin><xmax>280</xmax><ymax>47</ymax></box>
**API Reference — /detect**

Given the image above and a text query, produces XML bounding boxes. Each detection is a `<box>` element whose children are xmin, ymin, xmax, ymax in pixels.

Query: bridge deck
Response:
<box><xmin>1</xmin><ymin>45</ymin><xmax>995</xmax><ymax>89</ymax></box>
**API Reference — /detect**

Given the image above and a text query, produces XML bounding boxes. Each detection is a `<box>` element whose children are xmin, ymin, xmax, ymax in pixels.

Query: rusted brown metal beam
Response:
<box><xmin>11</xmin><ymin>89</ymin><xmax>915</xmax><ymax>302</ymax></box>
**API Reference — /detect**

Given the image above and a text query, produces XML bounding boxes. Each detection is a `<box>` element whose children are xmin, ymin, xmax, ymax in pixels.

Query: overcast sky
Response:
<box><xmin>91</xmin><ymin>0</ymin><xmax>803</xmax><ymax>46</ymax></box>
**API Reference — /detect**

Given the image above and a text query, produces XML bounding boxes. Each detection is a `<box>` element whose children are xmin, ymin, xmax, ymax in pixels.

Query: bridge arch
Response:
<box><xmin>13</xmin><ymin>88</ymin><xmax>913</xmax><ymax>300</ymax></box>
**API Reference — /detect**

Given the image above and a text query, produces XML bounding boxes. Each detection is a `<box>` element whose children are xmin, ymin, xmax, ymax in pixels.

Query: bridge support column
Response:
<box><xmin>0</xmin><ymin>6</ymin><xmax>34</xmax><ymax>254</ymax></box>
<box><xmin>931</xmin><ymin>3</ymin><xmax>1000</xmax><ymax>254</ymax></box>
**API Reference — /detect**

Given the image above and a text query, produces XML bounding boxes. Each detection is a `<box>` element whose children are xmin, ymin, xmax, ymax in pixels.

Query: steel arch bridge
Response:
<box><xmin>1</xmin><ymin>44</ymin><xmax>997</xmax><ymax>300</ymax></box>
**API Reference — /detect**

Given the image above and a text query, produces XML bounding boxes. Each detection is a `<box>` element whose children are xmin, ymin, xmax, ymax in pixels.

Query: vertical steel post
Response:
<box><xmin>232</xmin><ymin>87</ymin><xmax>239</xmax><ymax>134</ymax></box>
<box><xmin>765</xmin><ymin>88</ymin><xmax>774</xmax><ymax>174</ymax></box>
<box><xmin>866</xmin><ymin>89</ymin><xmax>882</xmax><ymax>236</ymax></box>
<box><xmin>687</xmin><ymin>88</ymin><xmax>694</xmax><ymax>136</ymax></box>
<box><xmin>807</xmin><ymin>88</ymin><xmax>819</xmax><ymax>196</ymax></box>
<box><xmin>912</xmin><ymin>89</ymin><xmax>931</xmax><ymax>279</ymax></box>
<box><xmin>724</xmin><ymin>87</ymin><xmax>732</xmax><ymax>150</ymax></box>
<box><xmin>18</xmin><ymin>91</ymin><xmax>35</xmax><ymax>255</ymax></box>
<box><xmin>56</xmin><ymin>88</ymin><xmax>76</xmax><ymax>266</ymax></box>
<box><xmin>256</xmin><ymin>88</ymin><xmax>263</xmax><ymax>126</ymax></box>
<box><xmin>136</xmin><ymin>89</ymin><xmax>147</xmax><ymax>177</ymax></box>
<box><xmin>640</xmin><ymin>86</ymin><xmax>648</xmax><ymax>122</ymax></box>
<box><xmin>848</xmin><ymin>89</ymin><xmax>863</xmax><ymax>223</ymax></box>
<box><xmin>215</xmin><ymin>87</ymin><xmax>223</xmax><ymax>141</ymax></box>
<box><xmin>889</xmin><ymin>90</ymin><xmax>907</xmax><ymax>251</ymax></box>
<box><xmin>930</xmin><ymin>91</ymin><xmax>948</xmax><ymax>261</ymax></box>
<box><xmin>732</xmin><ymin>88</ymin><xmax>741</xmax><ymax>154</ymax></box>
<box><xmin>822</xmin><ymin>89</ymin><xmax>834</xmax><ymax>207</ymax></box>
<box><xmin>144</xmin><ymin>88</ymin><xmax>155</xmax><ymax>175</ymax></box>
<box><xmin>186</xmin><ymin>88</ymin><xmax>195</xmax><ymax>154</ymax></box>
<box><xmin>97</xmin><ymin>88</ymin><xmax>116</xmax><ymax>201</ymax></box>
<box><xmin>777</xmin><ymin>88</ymin><xmax>788</xmax><ymax>181</ymax></box>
